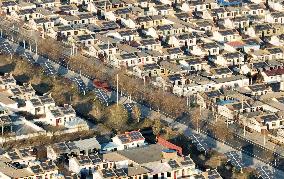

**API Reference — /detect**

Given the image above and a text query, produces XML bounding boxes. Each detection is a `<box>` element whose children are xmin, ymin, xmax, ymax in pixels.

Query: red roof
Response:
<box><xmin>226</xmin><ymin>41</ymin><xmax>245</xmax><ymax>48</ymax></box>
<box><xmin>264</xmin><ymin>68</ymin><xmax>284</xmax><ymax>76</ymax></box>
<box><xmin>157</xmin><ymin>136</ymin><xmax>183</xmax><ymax>156</ymax></box>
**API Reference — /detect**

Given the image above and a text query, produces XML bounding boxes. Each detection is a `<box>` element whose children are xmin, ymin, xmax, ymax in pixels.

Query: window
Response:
<box><xmin>272</xmin><ymin>122</ymin><xmax>276</xmax><ymax>127</ymax></box>
<box><xmin>167</xmin><ymin>172</ymin><xmax>171</xmax><ymax>177</ymax></box>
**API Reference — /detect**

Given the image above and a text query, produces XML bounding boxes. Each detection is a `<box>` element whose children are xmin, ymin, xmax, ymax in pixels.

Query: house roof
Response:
<box><xmin>226</xmin><ymin>41</ymin><xmax>245</xmax><ymax>48</ymax></box>
<box><xmin>117</xmin><ymin>144</ymin><xmax>167</xmax><ymax>164</ymax></box>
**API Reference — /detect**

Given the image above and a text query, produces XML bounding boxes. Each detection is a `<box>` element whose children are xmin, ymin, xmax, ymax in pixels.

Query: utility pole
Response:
<box><xmin>35</xmin><ymin>40</ymin><xmax>38</xmax><ymax>55</ymax></box>
<box><xmin>107</xmin><ymin>40</ymin><xmax>110</xmax><ymax>63</ymax></box>
<box><xmin>116</xmin><ymin>74</ymin><xmax>119</xmax><ymax>106</ymax></box>
<box><xmin>243</xmin><ymin>118</ymin><xmax>246</xmax><ymax>136</ymax></box>
<box><xmin>264</xmin><ymin>134</ymin><xmax>266</xmax><ymax>146</ymax></box>
<box><xmin>197</xmin><ymin>105</ymin><xmax>201</xmax><ymax>133</ymax></box>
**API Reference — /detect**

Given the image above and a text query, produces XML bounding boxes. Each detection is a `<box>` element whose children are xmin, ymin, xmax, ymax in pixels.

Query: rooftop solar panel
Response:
<box><xmin>168</xmin><ymin>160</ymin><xmax>180</xmax><ymax>169</ymax></box>
<box><xmin>18</xmin><ymin>148</ymin><xmax>31</xmax><ymax>158</ymax></box>
<box><xmin>89</xmin><ymin>154</ymin><xmax>102</xmax><ymax>163</ymax></box>
<box><xmin>77</xmin><ymin>155</ymin><xmax>92</xmax><ymax>165</ymax></box>
<box><xmin>114</xmin><ymin>168</ymin><xmax>127</xmax><ymax>177</ymax></box>
<box><xmin>8</xmin><ymin>151</ymin><xmax>21</xmax><ymax>160</ymax></box>
<box><xmin>102</xmin><ymin>169</ymin><xmax>117</xmax><ymax>178</ymax></box>
<box><xmin>30</xmin><ymin>165</ymin><xmax>44</xmax><ymax>174</ymax></box>
<box><xmin>41</xmin><ymin>160</ymin><xmax>56</xmax><ymax>171</ymax></box>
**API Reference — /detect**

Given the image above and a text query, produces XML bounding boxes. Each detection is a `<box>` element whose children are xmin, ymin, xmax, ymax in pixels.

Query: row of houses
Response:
<box><xmin>0</xmin><ymin>73</ymin><xmax>88</xmax><ymax>129</ymax></box>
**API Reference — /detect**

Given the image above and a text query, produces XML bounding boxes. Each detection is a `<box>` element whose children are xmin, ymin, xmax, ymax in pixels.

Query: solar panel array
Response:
<box><xmin>208</xmin><ymin>169</ymin><xmax>222</xmax><ymax>179</ymax></box>
<box><xmin>51</xmin><ymin>109</ymin><xmax>62</xmax><ymax>118</ymax></box>
<box><xmin>2</xmin><ymin>74</ymin><xmax>15</xmax><ymax>84</ymax></box>
<box><xmin>261</xmin><ymin>114</ymin><xmax>278</xmax><ymax>123</ymax></box>
<box><xmin>72</xmin><ymin>77</ymin><xmax>88</xmax><ymax>94</ymax></box>
<box><xmin>0</xmin><ymin>41</ymin><xmax>14</xmax><ymax>54</ymax></box>
<box><xmin>214</xmin><ymin>67</ymin><xmax>231</xmax><ymax>75</ymax></box>
<box><xmin>225</xmin><ymin>151</ymin><xmax>245</xmax><ymax>170</ymax></box>
<box><xmin>181</xmin><ymin>156</ymin><xmax>194</xmax><ymax>166</ymax></box>
<box><xmin>101</xmin><ymin>168</ymin><xmax>117</xmax><ymax>178</ymax></box>
<box><xmin>30</xmin><ymin>165</ymin><xmax>44</xmax><ymax>174</ymax></box>
<box><xmin>124</xmin><ymin>103</ymin><xmax>133</xmax><ymax>113</ymax></box>
<box><xmin>30</xmin><ymin>98</ymin><xmax>42</xmax><ymax>107</ymax></box>
<box><xmin>129</xmin><ymin>131</ymin><xmax>144</xmax><ymax>141</ymax></box>
<box><xmin>0</xmin><ymin>115</ymin><xmax>12</xmax><ymax>124</ymax></box>
<box><xmin>168</xmin><ymin>160</ymin><xmax>180</xmax><ymax>169</ymax></box>
<box><xmin>190</xmin><ymin>134</ymin><xmax>209</xmax><ymax>153</ymax></box>
<box><xmin>93</xmin><ymin>87</ymin><xmax>109</xmax><ymax>106</ymax></box>
<box><xmin>43</xmin><ymin>62</ymin><xmax>56</xmax><ymax>76</ymax></box>
<box><xmin>118</xmin><ymin>134</ymin><xmax>130</xmax><ymax>144</ymax></box>
<box><xmin>11</xmin><ymin>88</ymin><xmax>22</xmax><ymax>96</ymax></box>
<box><xmin>114</xmin><ymin>168</ymin><xmax>127</xmax><ymax>177</ymax></box>
<box><xmin>66</xmin><ymin>142</ymin><xmax>79</xmax><ymax>151</ymax></box>
<box><xmin>41</xmin><ymin>160</ymin><xmax>56</xmax><ymax>171</ymax></box>
<box><xmin>18</xmin><ymin>148</ymin><xmax>31</xmax><ymax>158</ymax></box>
<box><xmin>77</xmin><ymin>155</ymin><xmax>92</xmax><ymax>165</ymax></box>
<box><xmin>22</xmin><ymin>52</ymin><xmax>34</xmax><ymax>63</ymax></box>
<box><xmin>21</xmin><ymin>84</ymin><xmax>35</xmax><ymax>93</ymax></box>
<box><xmin>61</xmin><ymin>106</ymin><xmax>75</xmax><ymax>115</ymax></box>
<box><xmin>8</xmin><ymin>151</ymin><xmax>21</xmax><ymax>160</ymax></box>
<box><xmin>89</xmin><ymin>154</ymin><xmax>102</xmax><ymax>164</ymax></box>
<box><xmin>249</xmin><ymin>84</ymin><xmax>267</xmax><ymax>92</ymax></box>
<box><xmin>54</xmin><ymin>142</ymin><xmax>70</xmax><ymax>153</ymax></box>
<box><xmin>39</xmin><ymin>95</ymin><xmax>54</xmax><ymax>104</ymax></box>
<box><xmin>256</xmin><ymin>166</ymin><xmax>273</xmax><ymax>179</ymax></box>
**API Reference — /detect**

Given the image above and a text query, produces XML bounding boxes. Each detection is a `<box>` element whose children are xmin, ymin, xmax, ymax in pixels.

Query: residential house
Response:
<box><xmin>133</xmin><ymin>63</ymin><xmax>165</xmax><ymax>78</ymax></box>
<box><xmin>210</xmin><ymin>67</ymin><xmax>233</xmax><ymax>79</ymax></box>
<box><xmin>175</xmin><ymin>75</ymin><xmax>216</xmax><ymax>96</ymax></box>
<box><xmin>176</xmin><ymin>33</ymin><xmax>197</xmax><ymax>47</ymax></box>
<box><xmin>218</xmin><ymin>99</ymin><xmax>252</xmax><ymax>119</ymax></box>
<box><xmin>266</xmin><ymin>12</ymin><xmax>284</xmax><ymax>24</ymax></box>
<box><xmin>45</xmin><ymin>104</ymin><xmax>88</xmax><ymax>128</ymax></box>
<box><xmin>261</xmin><ymin>67</ymin><xmax>284</xmax><ymax>83</ymax></box>
<box><xmin>29</xmin><ymin>18</ymin><xmax>55</xmax><ymax>31</ymax></box>
<box><xmin>74</xmin><ymin>34</ymin><xmax>95</xmax><ymax>46</ymax></box>
<box><xmin>139</xmin><ymin>38</ymin><xmax>162</xmax><ymax>52</ymax></box>
<box><xmin>1</xmin><ymin>1</ymin><xmax>18</xmax><ymax>14</ymax></box>
<box><xmin>57</xmin><ymin>4</ymin><xmax>78</xmax><ymax>15</ymax></box>
<box><xmin>202</xmin><ymin>42</ymin><xmax>220</xmax><ymax>56</ymax></box>
<box><xmin>0</xmin><ymin>74</ymin><xmax>16</xmax><ymax>90</ymax></box>
<box><xmin>115</xmin><ymin>53</ymin><xmax>138</xmax><ymax>67</ymax></box>
<box><xmin>247</xmin><ymin>3</ymin><xmax>266</xmax><ymax>16</ymax></box>
<box><xmin>244</xmin><ymin>112</ymin><xmax>284</xmax><ymax>132</ymax></box>
<box><xmin>213</xmin><ymin>29</ymin><xmax>241</xmax><ymax>42</ymax></box>
<box><xmin>241</xmin><ymin>83</ymin><xmax>272</xmax><ymax>97</ymax></box>
<box><xmin>163</xmin><ymin>47</ymin><xmax>184</xmax><ymax>60</ymax></box>
<box><xmin>101</xmin><ymin>131</ymin><xmax>146</xmax><ymax>152</ymax></box>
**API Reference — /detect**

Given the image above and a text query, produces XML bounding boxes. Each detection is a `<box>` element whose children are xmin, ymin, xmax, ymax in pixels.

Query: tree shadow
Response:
<box><xmin>32</xmin><ymin>82</ymin><xmax>52</xmax><ymax>95</ymax></box>
<box><xmin>14</xmin><ymin>74</ymin><xmax>30</xmax><ymax>84</ymax></box>
<box><xmin>57</xmin><ymin>65</ymin><xmax>68</xmax><ymax>76</ymax></box>
<box><xmin>241</xmin><ymin>143</ymin><xmax>254</xmax><ymax>167</ymax></box>
<box><xmin>0</xmin><ymin>63</ymin><xmax>15</xmax><ymax>74</ymax></box>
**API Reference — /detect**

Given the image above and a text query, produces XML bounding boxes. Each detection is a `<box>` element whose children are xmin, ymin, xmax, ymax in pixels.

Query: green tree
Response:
<box><xmin>103</xmin><ymin>104</ymin><xmax>128</xmax><ymax>130</ymax></box>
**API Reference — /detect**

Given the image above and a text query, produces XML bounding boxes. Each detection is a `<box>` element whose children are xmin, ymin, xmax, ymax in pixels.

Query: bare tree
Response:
<box><xmin>131</xmin><ymin>105</ymin><xmax>141</xmax><ymax>123</ymax></box>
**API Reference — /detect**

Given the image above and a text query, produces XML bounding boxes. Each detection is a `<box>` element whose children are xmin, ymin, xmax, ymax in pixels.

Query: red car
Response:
<box><xmin>93</xmin><ymin>79</ymin><xmax>111</xmax><ymax>92</ymax></box>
